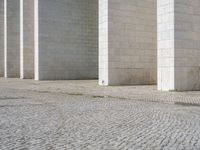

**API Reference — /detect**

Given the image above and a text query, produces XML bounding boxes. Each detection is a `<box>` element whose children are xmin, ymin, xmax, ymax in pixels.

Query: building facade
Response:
<box><xmin>0</xmin><ymin>0</ymin><xmax>200</xmax><ymax>91</ymax></box>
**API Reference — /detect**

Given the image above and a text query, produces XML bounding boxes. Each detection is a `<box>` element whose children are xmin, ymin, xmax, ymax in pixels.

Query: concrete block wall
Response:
<box><xmin>158</xmin><ymin>0</ymin><xmax>200</xmax><ymax>91</ymax></box>
<box><xmin>35</xmin><ymin>0</ymin><xmax>98</xmax><ymax>80</ymax></box>
<box><xmin>174</xmin><ymin>0</ymin><xmax>200</xmax><ymax>91</ymax></box>
<box><xmin>99</xmin><ymin>0</ymin><xmax>157</xmax><ymax>85</ymax></box>
<box><xmin>20</xmin><ymin>0</ymin><xmax>34</xmax><ymax>79</ymax></box>
<box><xmin>5</xmin><ymin>0</ymin><xmax>20</xmax><ymax>78</ymax></box>
<box><xmin>0</xmin><ymin>0</ymin><xmax>4</xmax><ymax>76</ymax></box>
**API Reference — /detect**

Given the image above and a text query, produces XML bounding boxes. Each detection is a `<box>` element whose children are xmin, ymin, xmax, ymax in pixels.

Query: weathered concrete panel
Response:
<box><xmin>20</xmin><ymin>0</ymin><xmax>34</xmax><ymax>79</ymax></box>
<box><xmin>5</xmin><ymin>0</ymin><xmax>20</xmax><ymax>78</ymax></box>
<box><xmin>0</xmin><ymin>0</ymin><xmax>4</xmax><ymax>76</ymax></box>
<box><xmin>158</xmin><ymin>0</ymin><xmax>200</xmax><ymax>91</ymax></box>
<box><xmin>35</xmin><ymin>0</ymin><xmax>98</xmax><ymax>80</ymax></box>
<box><xmin>99</xmin><ymin>0</ymin><xmax>157</xmax><ymax>85</ymax></box>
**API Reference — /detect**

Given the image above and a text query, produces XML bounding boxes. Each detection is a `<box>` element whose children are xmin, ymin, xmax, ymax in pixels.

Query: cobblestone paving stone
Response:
<box><xmin>1</xmin><ymin>78</ymin><xmax>200</xmax><ymax>105</ymax></box>
<box><xmin>0</xmin><ymin>79</ymin><xmax>200</xmax><ymax>150</ymax></box>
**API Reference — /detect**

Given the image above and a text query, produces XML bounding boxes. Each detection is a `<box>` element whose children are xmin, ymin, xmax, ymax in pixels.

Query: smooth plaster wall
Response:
<box><xmin>35</xmin><ymin>0</ymin><xmax>98</xmax><ymax>80</ymax></box>
<box><xmin>0</xmin><ymin>0</ymin><xmax>4</xmax><ymax>76</ymax></box>
<box><xmin>99</xmin><ymin>0</ymin><xmax>157</xmax><ymax>85</ymax></box>
<box><xmin>20</xmin><ymin>0</ymin><xmax>34</xmax><ymax>79</ymax></box>
<box><xmin>5</xmin><ymin>0</ymin><xmax>20</xmax><ymax>78</ymax></box>
<box><xmin>158</xmin><ymin>0</ymin><xmax>200</xmax><ymax>91</ymax></box>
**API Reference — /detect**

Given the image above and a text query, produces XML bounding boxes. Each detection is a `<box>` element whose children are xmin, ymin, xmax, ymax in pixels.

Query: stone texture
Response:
<box><xmin>158</xmin><ymin>0</ymin><xmax>200</xmax><ymax>91</ymax></box>
<box><xmin>20</xmin><ymin>0</ymin><xmax>34</xmax><ymax>79</ymax></box>
<box><xmin>35</xmin><ymin>0</ymin><xmax>98</xmax><ymax>80</ymax></box>
<box><xmin>0</xmin><ymin>0</ymin><xmax>4</xmax><ymax>77</ymax></box>
<box><xmin>5</xmin><ymin>0</ymin><xmax>20</xmax><ymax>78</ymax></box>
<box><xmin>1</xmin><ymin>78</ymin><xmax>200</xmax><ymax>149</ymax></box>
<box><xmin>99</xmin><ymin>0</ymin><xmax>157</xmax><ymax>85</ymax></box>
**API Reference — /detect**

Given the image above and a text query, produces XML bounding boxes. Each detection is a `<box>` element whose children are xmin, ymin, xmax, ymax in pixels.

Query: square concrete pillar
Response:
<box><xmin>99</xmin><ymin>0</ymin><xmax>108</xmax><ymax>85</ymax></box>
<box><xmin>157</xmin><ymin>0</ymin><xmax>175</xmax><ymax>91</ymax></box>
<box><xmin>20</xmin><ymin>0</ymin><xmax>34</xmax><ymax>79</ymax></box>
<box><xmin>0</xmin><ymin>0</ymin><xmax>4</xmax><ymax>77</ymax></box>
<box><xmin>158</xmin><ymin>0</ymin><xmax>200</xmax><ymax>91</ymax></box>
<box><xmin>34</xmin><ymin>0</ymin><xmax>98</xmax><ymax>80</ymax></box>
<box><xmin>5</xmin><ymin>0</ymin><xmax>20</xmax><ymax>78</ymax></box>
<box><xmin>99</xmin><ymin>0</ymin><xmax>157</xmax><ymax>86</ymax></box>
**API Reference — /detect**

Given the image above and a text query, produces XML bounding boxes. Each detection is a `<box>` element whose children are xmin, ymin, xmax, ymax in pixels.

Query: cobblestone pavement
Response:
<box><xmin>1</xmin><ymin>79</ymin><xmax>200</xmax><ymax>150</ymax></box>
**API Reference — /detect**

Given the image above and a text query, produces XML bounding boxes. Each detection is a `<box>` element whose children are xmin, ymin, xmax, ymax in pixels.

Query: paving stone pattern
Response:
<box><xmin>0</xmin><ymin>79</ymin><xmax>200</xmax><ymax>149</ymax></box>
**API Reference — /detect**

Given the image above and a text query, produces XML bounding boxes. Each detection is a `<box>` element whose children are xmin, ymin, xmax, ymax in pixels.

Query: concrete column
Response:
<box><xmin>99</xmin><ymin>0</ymin><xmax>157</xmax><ymax>86</ymax></box>
<box><xmin>157</xmin><ymin>0</ymin><xmax>175</xmax><ymax>91</ymax></box>
<box><xmin>99</xmin><ymin>0</ymin><xmax>108</xmax><ymax>85</ymax></box>
<box><xmin>35</xmin><ymin>0</ymin><xmax>98</xmax><ymax>80</ymax></box>
<box><xmin>0</xmin><ymin>0</ymin><xmax>4</xmax><ymax>77</ymax></box>
<box><xmin>158</xmin><ymin>0</ymin><xmax>200</xmax><ymax>91</ymax></box>
<box><xmin>20</xmin><ymin>0</ymin><xmax>34</xmax><ymax>79</ymax></box>
<box><xmin>5</xmin><ymin>0</ymin><xmax>20</xmax><ymax>78</ymax></box>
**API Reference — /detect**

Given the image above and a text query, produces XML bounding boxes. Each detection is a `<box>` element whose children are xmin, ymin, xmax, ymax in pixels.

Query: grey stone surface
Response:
<box><xmin>99</xmin><ymin>0</ymin><xmax>157</xmax><ymax>86</ymax></box>
<box><xmin>158</xmin><ymin>0</ymin><xmax>200</xmax><ymax>91</ymax></box>
<box><xmin>0</xmin><ymin>78</ymin><xmax>200</xmax><ymax>150</ymax></box>
<box><xmin>20</xmin><ymin>0</ymin><xmax>34</xmax><ymax>79</ymax></box>
<box><xmin>35</xmin><ymin>0</ymin><xmax>98</xmax><ymax>80</ymax></box>
<box><xmin>173</xmin><ymin>0</ymin><xmax>200</xmax><ymax>91</ymax></box>
<box><xmin>5</xmin><ymin>0</ymin><xmax>20</xmax><ymax>78</ymax></box>
<box><xmin>2</xmin><ymin>78</ymin><xmax>200</xmax><ymax>105</ymax></box>
<box><xmin>0</xmin><ymin>0</ymin><xmax>4</xmax><ymax>77</ymax></box>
